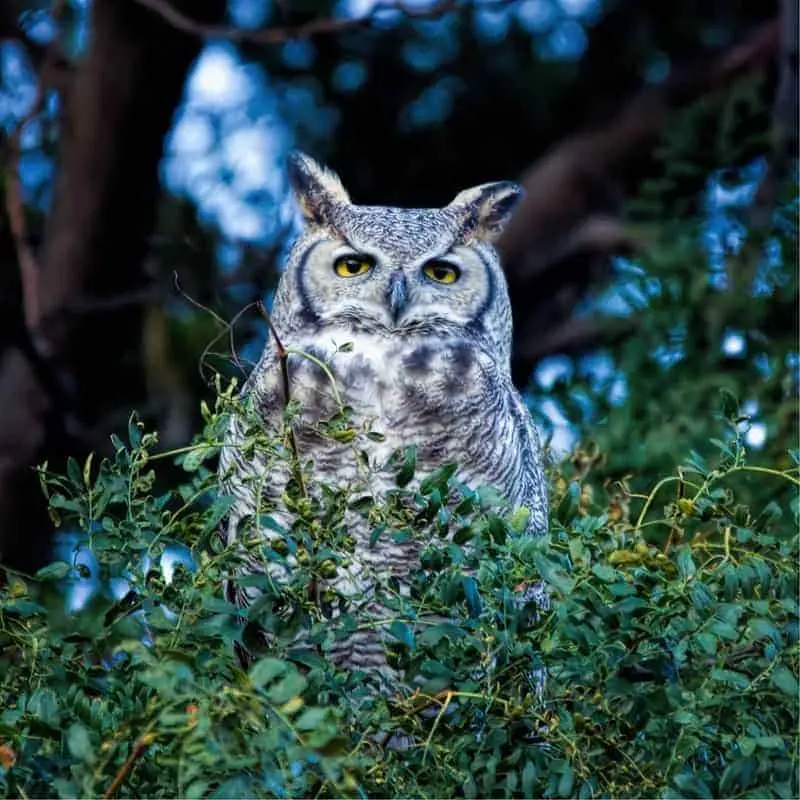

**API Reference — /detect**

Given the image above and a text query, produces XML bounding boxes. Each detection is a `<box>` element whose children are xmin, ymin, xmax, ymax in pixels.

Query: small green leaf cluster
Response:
<box><xmin>0</xmin><ymin>391</ymin><xmax>797</xmax><ymax>799</ymax></box>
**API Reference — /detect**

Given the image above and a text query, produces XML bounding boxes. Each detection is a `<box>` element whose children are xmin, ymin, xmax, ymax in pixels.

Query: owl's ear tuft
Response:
<box><xmin>287</xmin><ymin>151</ymin><xmax>351</xmax><ymax>226</ymax></box>
<box><xmin>449</xmin><ymin>181</ymin><xmax>524</xmax><ymax>240</ymax></box>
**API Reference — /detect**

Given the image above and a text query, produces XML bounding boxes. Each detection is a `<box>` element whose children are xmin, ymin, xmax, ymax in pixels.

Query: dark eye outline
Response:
<box><xmin>422</xmin><ymin>259</ymin><xmax>461</xmax><ymax>285</ymax></box>
<box><xmin>333</xmin><ymin>254</ymin><xmax>375</xmax><ymax>278</ymax></box>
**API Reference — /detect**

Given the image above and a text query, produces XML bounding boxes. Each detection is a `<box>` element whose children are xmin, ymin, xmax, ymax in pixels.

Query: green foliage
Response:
<box><xmin>1</xmin><ymin>388</ymin><xmax>797</xmax><ymax>798</ymax></box>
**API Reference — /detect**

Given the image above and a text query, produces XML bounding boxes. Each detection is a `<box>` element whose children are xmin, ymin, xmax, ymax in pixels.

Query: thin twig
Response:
<box><xmin>256</xmin><ymin>300</ymin><xmax>306</xmax><ymax>498</ymax></box>
<box><xmin>102</xmin><ymin>732</ymin><xmax>154</xmax><ymax>799</ymax></box>
<box><xmin>135</xmin><ymin>0</ymin><xmax>517</xmax><ymax>45</ymax></box>
<box><xmin>173</xmin><ymin>272</ymin><xmax>248</xmax><ymax>378</ymax></box>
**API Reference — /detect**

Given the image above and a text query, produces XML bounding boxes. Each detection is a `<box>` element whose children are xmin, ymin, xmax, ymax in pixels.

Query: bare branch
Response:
<box><xmin>256</xmin><ymin>300</ymin><xmax>307</xmax><ymax>499</ymax></box>
<box><xmin>134</xmin><ymin>0</ymin><xmax>516</xmax><ymax>44</ymax></box>
<box><xmin>514</xmin><ymin>316</ymin><xmax>634</xmax><ymax>365</ymax></box>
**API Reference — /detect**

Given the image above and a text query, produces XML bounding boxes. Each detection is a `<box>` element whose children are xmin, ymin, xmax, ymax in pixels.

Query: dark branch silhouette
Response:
<box><xmin>135</xmin><ymin>0</ymin><xmax>519</xmax><ymax>44</ymax></box>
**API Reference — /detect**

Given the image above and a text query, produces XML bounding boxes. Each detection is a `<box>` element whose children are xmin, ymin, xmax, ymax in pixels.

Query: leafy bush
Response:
<box><xmin>0</xmin><ymin>382</ymin><xmax>797</xmax><ymax>799</ymax></box>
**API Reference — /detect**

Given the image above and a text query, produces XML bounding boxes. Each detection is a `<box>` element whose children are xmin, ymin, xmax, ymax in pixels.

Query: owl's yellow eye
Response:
<box><xmin>423</xmin><ymin>260</ymin><xmax>461</xmax><ymax>284</ymax></box>
<box><xmin>333</xmin><ymin>255</ymin><xmax>374</xmax><ymax>278</ymax></box>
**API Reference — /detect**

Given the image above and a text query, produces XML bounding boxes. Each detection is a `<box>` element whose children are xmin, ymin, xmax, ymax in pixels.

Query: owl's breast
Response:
<box><xmin>286</xmin><ymin>331</ymin><xmax>490</xmax><ymax>429</ymax></box>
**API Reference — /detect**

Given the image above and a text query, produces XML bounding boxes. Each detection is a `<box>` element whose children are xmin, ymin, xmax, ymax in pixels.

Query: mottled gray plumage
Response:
<box><xmin>218</xmin><ymin>152</ymin><xmax>548</xmax><ymax>682</ymax></box>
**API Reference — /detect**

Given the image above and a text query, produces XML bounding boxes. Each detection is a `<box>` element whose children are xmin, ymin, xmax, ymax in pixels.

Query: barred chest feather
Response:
<box><xmin>272</xmin><ymin>327</ymin><xmax>504</xmax><ymax>494</ymax></box>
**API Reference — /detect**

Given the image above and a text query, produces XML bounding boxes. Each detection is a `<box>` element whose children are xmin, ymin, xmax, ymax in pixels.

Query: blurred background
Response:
<box><xmin>0</xmin><ymin>0</ymin><xmax>796</xmax><ymax>575</ymax></box>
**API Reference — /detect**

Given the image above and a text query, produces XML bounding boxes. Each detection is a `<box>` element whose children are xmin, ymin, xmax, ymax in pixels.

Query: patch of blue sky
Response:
<box><xmin>239</xmin><ymin>331</ymin><xmax>269</xmax><ymax>370</ymax></box>
<box><xmin>752</xmin><ymin>352</ymin><xmax>774</xmax><ymax>379</ymax></box>
<box><xmin>473</xmin><ymin>7</ymin><xmax>513</xmax><ymax>43</ymax></box>
<box><xmin>753</xmin><ymin>236</ymin><xmax>786</xmax><ymax>297</ymax></box>
<box><xmin>535</xmin><ymin>355</ymin><xmax>573</xmax><ymax>390</ymax></box>
<box><xmin>0</xmin><ymin>41</ymin><xmax>38</xmax><ymax>129</ymax></box>
<box><xmin>228</xmin><ymin>0</ymin><xmax>272</xmax><ymax>28</ymax></box>
<box><xmin>278</xmin><ymin>79</ymin><xmax>341</xmax><ymax>139</ymax></box>
<box><xmin>399</xmin><ymin>77</ymin><xmax>461</xmax><ymax>130</ymax></box>
<box><xmin>19</xmin><ymin>149</ymin><xmax>53</xmax><ymax>203</ymax></box>
<box><xmin>721</xmin><ymin>329</ymin><xmax>746</xmax><ymax>358</ymax></box>
<box><xmin>403</xmin><ymin>17</ymin><xmax>458</xmax><ymax>70</ymax></box>
<box><xmin>402</xmin><ymin>40</ymin><xmax>447</xmax><ymax>71</ymax></box>
<box><xmin>538</xmin><ymin>397</ymin><xmax>578</xmax><ymax>456</ymax></box>
<box><xmin>57</xmin><ymin>529</ymin><xmax>196</xmax><ymax>613</ymax></box>
<box><xmin>557</xmin><ymin>0</ymin><xmax>601</xmax><ymax>20</ymax></box>
<box><xmin>20</xmin><ymin>10</ymin><xmax>59</xmax><ymax>44</ymax></box>
<box><xmin>164</xmin><ymin>43</ymin><xmax>294</xmax><ymax>244</ymax></box>
<box><xmin>651</xmin><ymin>322</ymin><xmax>686</xmax><ymax>369</ymax></box>
<box><xmin>331</xmin><ymin>60</ymin><xmax>368</xmax><ymax>93</ymax></box>
<box><xmin>281</xmin><ymin>39</ymin><xmax>316</xmax><ymax>70</ymax></box>
<box><xmin>736</xmin><ymin>398</ymin><xmax>767</xmax><ymax>449</ymax></box>
<box><xmin>701</xmin><ymin>161</ymin><xmax>763</xmax><ymax>282</ymax></box>
<box><xmin>185</xmin><ymin>43</ymin><xmax>259</xmax><ymax>110</ymax></box>
<box><xmin>745</xmin><ymin>421</ymin><xmax>767</xmax><ymax>449</ymax></box>
<box><xmin>535</xmin><ymin>19</ymin><xmax>588</xmax><ymax>61</ymax></box>
<box><xmin>216</xmin><ymin>240</ymin><xmax>245</xmax><ymax>274</ymax></box>
<box><xmin>516</xmin><ymin>0</ymin><xmax>557</xmax><ymax>34</ymax></box>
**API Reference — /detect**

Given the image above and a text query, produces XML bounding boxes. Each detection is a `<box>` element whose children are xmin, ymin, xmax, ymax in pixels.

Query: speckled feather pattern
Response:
<box><xmin>218</xmin><ymin>154</ymin><xmax>548</xmax><ymax>681</ymax></box>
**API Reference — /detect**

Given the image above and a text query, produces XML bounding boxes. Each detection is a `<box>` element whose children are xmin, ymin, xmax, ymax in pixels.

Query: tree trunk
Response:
<box><xmin>0</xmin><ymin>0</ymin><xmax>226</xmax><ymax>574</ymax></box>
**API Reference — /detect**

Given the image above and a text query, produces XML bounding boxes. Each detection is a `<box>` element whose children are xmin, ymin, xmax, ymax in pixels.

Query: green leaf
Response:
<box><xmin>533</xmin><ymin>553</ymin><xmax>574</xmax><ymax>595</ymax></box>
<box><xmin>755</xmin><ymin>735</ymin><xmax>785</xmax><ymax>750</ymax></box>
<box><xmin>67</xmin><ymin>456</ymin><xmax>82</xmax><ymax>487</ymax></box>
<box><xmin>66</xmin><ymin>723</ymin><xmax>94</xmax><ymax>763</ymax></box>
<box><xmin>557</xmin><ymin>766</ymin><xmax>575</xmax><ymax>798</ymax></box>
<box><xmin>128</xmin><ymin>415</ymin><xmax>142</xmax><ymax>448</ymax></box>
<box><xmin>419</xmin><ymin>463</ymin><xmax>458</xmax><ymax>495</ymax></box>
<box><xmin>771</xmin><ymin>665</ymin><xmax>799</xmax><ymax>697</ymax></box>
<box><xmin>182</xmin><ymin>445</ymin><xmax>218</xmax><ymax>472</ymax></box>
<box><xmin>675</xmin><ymin>546</ymin><xmax>696</xmax><ymax>579</ymax></box>
<box><xmin>388</xmin><ymin>620</ymin><xmax>415</xmax><ymax>649</ymax></box>
<box><xmin>34</xmin><ymin>561</ymin><xmax>71</xmax><ymax>582</ymax></box>
<box><xmin>295</xmin><ymin>707</ymin><xmax>328</xmax><ymax>731</ymax></box>
<box><xmin>462</xmin><ymin>575</ymin><xmax>482</xmax><ymax>618</ymax></box>
<box><xmin>711</xmin><ymin>668</ymin><xmax>749</xmax><ymax>690</ymax></box>
<box><xmin>202</xmin><ymin>494</ymin><xmax>236</xmax><ymax>534</ymax></box>
<box><xmin>591</xmin><ymin>563</ymin><xmax>617</xmax><ymax>583</ymax></box>
<box><xmin>266</xmin><ymin>671</ymin><xmax>307</xmax><ymax>705</ymax></box>
<box><xmin>395</xmin><ymin>445</ymin><xmax>417</xmax><ymax>487</ymax></box>
<box><xmin>249</xmin><ymin>657</ymin><xmax>287</xmax><ymax>688</ymax></box>
<box><xmin>555</xmin><ymin>481</ymin><xmax>581</xmax><ymax>524</ymax></box>
<box><xmin>522</xmin><ymin>761</ymin><xmax>537</xmax><ymax>797</ymax></box>
<box><xmin>185</xmin><ymin>781</ymin><xmax>210</xmax><ymax>799</ymax></box>
<box><xmin>738</xmin><ymin>737</ymin><xmax>757</xmax><ymax>757</ymax></box>
<box><xmin>418</xmin><ymin>623</ymin><xmax>466</xmax><ymax>646</ymax></box>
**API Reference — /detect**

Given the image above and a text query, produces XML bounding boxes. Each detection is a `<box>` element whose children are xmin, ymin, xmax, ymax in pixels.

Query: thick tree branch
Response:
<box><xmin>497</xmin><ymin>17</ymin><xmax>781</xmax><ymax>285</ymax></box>
<box><xmin>514</xmin><ymin>317</ymin><xmax>635</xmax><ymax>364</ymax></box>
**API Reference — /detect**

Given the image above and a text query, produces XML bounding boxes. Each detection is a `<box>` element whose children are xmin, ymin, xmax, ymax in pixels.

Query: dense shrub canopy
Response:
<box><xmin>0</xmin><ymin>372</ymin><xmax>797</xmax><ymax>797</ymax></box>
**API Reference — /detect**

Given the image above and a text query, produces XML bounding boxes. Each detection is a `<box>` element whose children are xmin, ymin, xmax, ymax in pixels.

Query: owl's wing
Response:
<box><xmin>218</xmin><ymin>341</ymin><xmax>287</xmax><ymax>542</ymax></box>
<box><xmin>508</xmin><ymin>389</ymin><xmax>549</xmax><ymax>536</ymax></box>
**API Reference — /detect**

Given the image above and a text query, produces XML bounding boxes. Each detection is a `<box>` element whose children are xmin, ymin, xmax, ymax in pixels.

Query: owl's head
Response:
<box><xmin>275</xmin><ymin>152</ymin><xmax>522</xmax><ymax>362</ymax></box>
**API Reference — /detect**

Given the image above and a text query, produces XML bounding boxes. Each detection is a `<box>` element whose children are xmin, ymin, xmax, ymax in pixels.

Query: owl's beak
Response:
<box><xmin>386</xmin><ymin>271</ymin><xmax>409</xmax><ymax>323</ymax></box>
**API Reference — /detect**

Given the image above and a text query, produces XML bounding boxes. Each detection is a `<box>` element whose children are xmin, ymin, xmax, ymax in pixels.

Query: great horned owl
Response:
<box><xmin>218</xmin><ymin>152</ymin><xmax>548</xmax><ymax>682</ymax></box>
